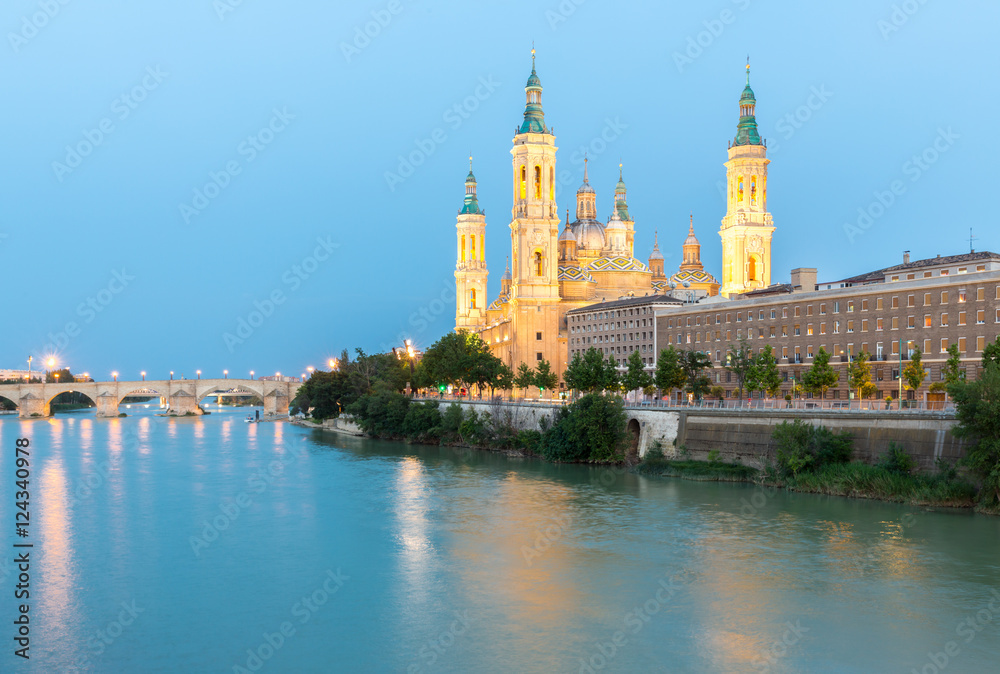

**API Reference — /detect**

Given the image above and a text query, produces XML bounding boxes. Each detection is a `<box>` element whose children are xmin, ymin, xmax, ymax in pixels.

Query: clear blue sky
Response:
<box><xmin>1</xmin><ymin>0</ymin><xmax>996</xmax><ymax>380</ymax></box>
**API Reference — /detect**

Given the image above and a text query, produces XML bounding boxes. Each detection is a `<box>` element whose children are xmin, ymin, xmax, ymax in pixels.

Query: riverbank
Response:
<box><xmin>635</xmin><ymin>455</ymin><xmax>982</xmax><ymax>511</ymax></box>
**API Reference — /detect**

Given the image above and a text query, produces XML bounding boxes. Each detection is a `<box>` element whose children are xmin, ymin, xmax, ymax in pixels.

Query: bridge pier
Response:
<box><xmin>18</xmin><ymin>393</ymin><xmax>47</xmax><ymax>419</ymax></box>
<box><xmin>96</xmin><ymin>392</ymin><xmax>120</xmax><ymax>418</ymax></box>
<box><xmin>264</xmin><ymin>389</ymin><xmax>289</xmax><ymax>417</ymax></box>
<box><xmin>168</xmin><ymin>390</ymin><xmax>202</xmax><ymax>416</ymax></box>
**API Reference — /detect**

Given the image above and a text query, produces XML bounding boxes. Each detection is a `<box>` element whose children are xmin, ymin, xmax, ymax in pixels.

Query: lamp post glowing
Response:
<box><xmin>224</xmin><ymin>370</ymin><xmax>228</xmax><ymax>379</ymax></box>
<box><xmin>170</xmin><ymin>371</ymin><xmax>174</xmax><ymax>380</ymax></box>
<box><xmin>27</xmin><ymin>356</ymin><xmax>32</xmax><ymax>382</ymax></box>
<box><xmin>250</xmin><ymin>370</ymin><xmax>255</xmax><ymax>380</ymax></box>
<box><xmin>307</xmin><ymin>366</ymin><xmax>314</xmax><ymax>376</ymax></box>
<box><xmin>196</xmin><ymin>370</ymin><xmax>201</xmax><ymax>380</ymax></box>
<box><xmin>141</xmin><ymin>371</ymin><xmax>146</xmax><ymax>381</ymax></box>
<box><xmin>112</xmin><ymin>371</ymin><xmax>119</xmax><ymax>382</ymax></box>
<box><xmin>47</xmin><ymin>357</ymin><xmax>55</xmax><ymax>370</ymax></box>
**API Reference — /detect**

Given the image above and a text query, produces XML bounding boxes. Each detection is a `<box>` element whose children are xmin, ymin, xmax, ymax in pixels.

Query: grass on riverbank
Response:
<box><xmin>635</xmin><ymin>449</ymin><xmax>980</xmax><ymax>509</ymax></box>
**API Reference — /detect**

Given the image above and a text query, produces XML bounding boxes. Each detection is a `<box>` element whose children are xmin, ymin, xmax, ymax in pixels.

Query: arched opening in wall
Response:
<box><xmin>199</xmin><ymin>386</ymin><xmax>264</xmax><ymax>412</ymax></box>
<box><xmin>119</xmin><ymin>388</ymin><xmax>169</xmax><ymax>413</ymax></box>
<box><xmin>520</xmin><ymin>166</ymin><xmax>527</xmax><ymax>199</ymax></box>
<box><xmin>470</xmin><ymin>234</ymin><xmax>476</xmax><ymax>261</ymax></box>
<box><xmin>461</xmin><ymin>235</ymin><xmax>466</xmax><ymax>262</ymax></box>
<box><xmin>750</xmin><ymin>175</ymin><xmax>757</xmax><ymax>205</ymax></box>
<box><xmin>534</xmin><ymin>251</ymin><xmax>543</xmax><ymax>277</ymax></box>
<box><xmin>48</xmin><ymin>391</ymin><xmax>97</xmax><ymax>414</ymax></box>
<box><xmin>738</xmin><ymin>175</ymin><xmax>744</xmax><ymax>203</ymax></box>
<box><xmin>0</xmin><ymin>394</ymin><xmax>17</xmax><ymax>415</ymax></box>
<box><xmin>747</xmin><ymin>255</ymin><xmax>759</xmax><ymax>283</ymax></box>
<box><xmin>470</xmin><ymin>288</ymin><xmax>477</xmax><ymax>310</ymax></box>
<box><xmin>534</xmin><ymin>165</ymin><xmax>542</xmax><ymax>200</ymax></box>
<box><xmin>549</xmin><ymin>166</ymin><xmax>555</xmax><ymax>200</ymax></box>
<box><xmin>626</xmin><ymin>418</ymin><xmax>641</xmax><ymax>464</ymax></box>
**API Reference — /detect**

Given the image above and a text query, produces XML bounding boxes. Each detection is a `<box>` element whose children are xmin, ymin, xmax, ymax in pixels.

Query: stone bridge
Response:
<box><xmin>0</xmin><ymin>379</ymin><xmax>302</xmax><ymax>419</ymax></box>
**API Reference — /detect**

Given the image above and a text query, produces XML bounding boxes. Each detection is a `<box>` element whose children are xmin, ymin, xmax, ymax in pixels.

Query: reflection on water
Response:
<box><xmin>1</xmin><ymin>412</ymin><xmax>998</xmax><ymax>673</ymax></box>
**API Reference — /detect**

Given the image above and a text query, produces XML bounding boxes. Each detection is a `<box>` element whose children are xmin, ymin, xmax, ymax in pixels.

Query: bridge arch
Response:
<box><xmin>0</xmin><ymin>391</ymin><xmax>18</xmax><ymax>412</ymax></box>
<box><xmin>626</xmin><ymin>418</ymin><xmax>642</xmax><ymax>464</ymax></box>
<box><xmin>195</xmin><ymin>381</ymin><xmax>266</xmax><ymax>406</ymax></box>
<box><xmin>45</xmin><ymin>389</ymin><xmax>98</xmax><ymax>411</ymax></box>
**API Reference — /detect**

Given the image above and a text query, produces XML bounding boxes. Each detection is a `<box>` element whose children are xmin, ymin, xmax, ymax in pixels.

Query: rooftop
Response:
<box><xmin>566</xmin><ymin>294</ymin><xmax>682</xmax><ymax>315</ymax></box>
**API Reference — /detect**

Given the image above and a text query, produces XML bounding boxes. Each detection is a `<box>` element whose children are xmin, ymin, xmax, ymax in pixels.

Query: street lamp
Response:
<box><xmin>27</xmin><ymin>356</ymin><xmax>32</xmax><ymax>382</ymax></box>
<box><xmin>170</xmin><ymin>371</ymin><xmax>174</xmax><ymax>380</ymax></box>
<box><xmin>224</xmin><ymin>370</ymin><xmax>228</xmax><ymax>379</ymax></box>
<box><xmin>196</xmin><ymin>370</ymin><xmax>201</xmax><ymax>379</ymax></box>
<box><xmin>307</xmin><ymin>366</ymin><xmax>314</xmax><ymax>376</ymax></box>
<box><xmin>141</xmin><ymin>371</ymin><xmax>146</xmax><ymax>381</ymax></box>
<box><xmin>112</xmin><ymin>371</ymin><xmax>119</xmax><ymax>382</ymax></box>
<box><xmin>250</xmin><ymin>370</ymin><xmax>255</xmax><ymax>380</ymax></box>
<box><xmin>47</xmin><ymin>357</ymin><xmax>55</xmax><ymax>370</ymax></box>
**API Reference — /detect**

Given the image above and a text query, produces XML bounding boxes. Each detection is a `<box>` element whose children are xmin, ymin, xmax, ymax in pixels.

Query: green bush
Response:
<box><xmin>458</xmin><ymin>408</ymin><xmax>491</xmax><ymax>446</ymax></box>
<box><xmin>515</xmin><ymin>429</ymin><xmax>542</xmax><ymax>454</ymax></box>
<box><xmin>440</xmin><ymin>403</ymin><xmax>464</xmax><ymax>440</ymax></box>
<box><xmin>401</xmin><ymin>401</ymin><xmax>441</xmax><ymax>442</ymax></box>
<box><xmin>876</xmin><ymin>442</ymin><xmax>915</xmax><ymax>476</ymax></box>
<box><xmin>348</xmin><ymin>391</ymin><xmax>410</xmax><ymax>437</ymax></box>
<box><xmin>707</xmin><ymin>449</ymin><xmax>722</xmax><ymax>464</ymax></box>
<box><xmin>541</xmin><ymin>393</ymin><xmax>627</xmax><ymax>463</ymax></box>
<box><xmin>772</xmin><ymin>420</ymin><xmax>853</xmax><ymax>476</ymax></box>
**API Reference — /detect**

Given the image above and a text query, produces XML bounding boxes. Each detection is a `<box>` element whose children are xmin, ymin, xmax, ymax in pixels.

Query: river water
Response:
<box><xmin>1</xmin><ymin>409</ymin><xmax>998</xmax><ymax>673</ymax></box>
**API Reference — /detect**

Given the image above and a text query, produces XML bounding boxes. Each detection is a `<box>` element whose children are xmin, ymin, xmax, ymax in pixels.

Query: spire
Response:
<box><xmin>519</xmin><ymin>45</ymin><xmax>548</xmax><ymax>134</ymax></box>
<box><xmin>584</xmin><ymin>154</ymin><xmax>589</xmax><ymax>184</ymax></box>
<box><xmin>733</xmin><ymin>59</ymin><xmax>762</xmax><ymax>146</ymax></box>
<box><xmin>460</xmin><ymin>159</ymin><xmax>481</xmax><ymax>215</ymax></box>
<box><xmin>649</xmin><ymin>229</ymin><xmax>664</xmax><ymax>261</ymax></box>
<box><xmin>681</xmin><ymin>214</ymin><xmax>703</xmax><ymax>271</ymax></box>
<box><xmin>614</xmin><ymin>161</ymin><xmax>629</xmax><ymax>221</ymax></box>
<box><xmin>501</xmin><ymin>256</ymin><xmax>512</xmax><ymax>281</ymax></box>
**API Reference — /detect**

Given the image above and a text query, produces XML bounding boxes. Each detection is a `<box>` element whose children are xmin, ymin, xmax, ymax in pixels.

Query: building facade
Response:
<box><xmin>655</xmin><ymin>252</ymin><xmax>1000</xmax><ymax>399</ymax></box>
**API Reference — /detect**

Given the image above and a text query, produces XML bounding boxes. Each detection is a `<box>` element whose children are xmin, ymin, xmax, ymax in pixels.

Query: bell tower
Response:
<box><xmin>720</xmin><ymin>60</ymin><xmax>775</xmax><ymax>298</ymax></box>
<box><xmin>508</xmin><ymin>48</ymin><xmax>562</xmax><ymax>379</ymax></box>
<box><xmin>455</xmin><ymin>158</ymin><xmax>488</xmax><ymax>331</ymax></box>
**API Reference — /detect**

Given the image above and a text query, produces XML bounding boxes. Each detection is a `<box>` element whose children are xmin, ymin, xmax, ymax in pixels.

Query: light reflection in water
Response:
<box><xmin>38</xmin><ymin>452</ymin><xmax>78</xmax><ymax>654</ymax></box>
<box><xmin>393</xmin><ymin>457</ymin><xmax>434</xmax><ymax>607</ymax></box>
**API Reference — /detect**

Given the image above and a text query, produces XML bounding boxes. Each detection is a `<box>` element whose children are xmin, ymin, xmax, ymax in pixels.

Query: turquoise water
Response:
<box><xmin>1</xmin><ymin>410</ymin><xmax>999</xmax><ymax>673</ymax></box>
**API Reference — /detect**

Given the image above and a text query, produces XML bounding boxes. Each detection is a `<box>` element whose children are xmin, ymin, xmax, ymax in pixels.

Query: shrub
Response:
<box><xmin>541</xmin><ymin>393</ymin><xmax>628</xmax><ymax>463</ymax></box>
<box><xmin>707</xmin><ymin>449</ymin><xmax>722</xmax><ymax>464</ymax></box>
<box><xmin>772</xmin><ymin>420</ymin><xmax>854</xmax><ymax>476</ymax></box>
<box><xmin>348</xmin><ymin>391</ymin><xmax>410</xmax><ymax>437</ymax></box>
<box><xmin>440</xmin><ymin>403</ymin><xmax>464</xmax><ymax>440</ymax></box>
<box><xmin>401</xmin><ymin>401</ymin><xmax>441</xmax><ymax>442</ymax></box>
<box><xmin>877</xmin><ymin>442</ymin><xmax>915</xmax><ymax>476</ymax></box>
<box><xmin>516</xmin><ymin>429</ymin><xmax>542</xmax><ymax>454</ymax></box>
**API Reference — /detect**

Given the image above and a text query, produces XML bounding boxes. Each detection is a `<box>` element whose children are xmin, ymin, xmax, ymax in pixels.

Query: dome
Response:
<box><xmin>740</xmin><ymin>83</ymin><xmax>756</xmax><ymax>104</ymax></box>
<box><xmin>649</xmin><ymin>231</ymin><xmax>664</xmax><ymax>260</ymax></box>
<box><xmin>558</xmin><ymin>265</ymin><xmax>596</xmax><ymax>283</ymax></box>
<box><xmin>684</xmin><ymin>228</ymin><xmax>699</xmax><ymax>247</ymax></box>
<box><xmin>571</xmin><ymin>219</ymin><xmax>606</xmax><ymax>250</ymax></box>
<box><xmin>577</xmin><ymin>180</ymin><xmax>595</xmax><ymax>195</ymax></box>
<box><xmin>605</xmin><ymin>211</ymin><xmax>625</xmax><ymax>231</ymax></box>
<box><xmin>588</xmin><ymin>256</ymin><xmax>650</xmax><ymax>273</ymax></box>
<box><xmin>559</xmin><ymin>226</ymin><xmax>577</xmax><ymax>242</ymax></box>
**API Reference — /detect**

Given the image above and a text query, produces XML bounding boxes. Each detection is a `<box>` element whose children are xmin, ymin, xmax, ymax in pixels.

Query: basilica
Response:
<box><xmin>453</xmin><ymin>52</ymin><xmax>774</xmax><ymax>383</ymax></box>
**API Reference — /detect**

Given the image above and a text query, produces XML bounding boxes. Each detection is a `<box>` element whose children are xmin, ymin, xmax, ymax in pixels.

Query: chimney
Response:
<box><xmin>790</xmin><ymin>268</ymin><xmax>817</xmax><ymax>293</ymax></box>
<box><xmin>903</xmin><ymin>250</ymin><xmax>910</xmax><ymax>265</ymax></box>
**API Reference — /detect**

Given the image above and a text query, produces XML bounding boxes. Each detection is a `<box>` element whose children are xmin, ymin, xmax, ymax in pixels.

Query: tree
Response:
<box><xmin>600</xmin><ymin>353</ymin><xmax>621</xmax><ymax>394</ymax></box>
<box><xmin>533</xmin><ymin>359</ymin><xmax>558</xmax><ymax>395</ymax></box>
<box><xmin>622</xmin><ymin>350</ymin><xmax>653</xmax><ymax>398</ymax></box>
<box><xmin>654</xmin><ymin>346</ymin><xmax>686</xmax><ymax>402</ymax></box>
<box><xmin>563</xmin><ymin>348</ymin><xmax>616</xmax><ymax>394</ymax></box>
<box><xmin>563</xmin><ymin>351</ymin><xmax>586</xmax><ymax>394</ymax></box>
<box><xmin>46</xmin><ymin>368</ymin><xmax>76</xmax><ymax>384</ymax></box>
<box><xmin>847</xmin><ymin>350</ymin><xmax>874</xmax><ymax>400</ymax></box>
<box><xmin>984</xmin><ymin>336</ymin><xmax>1000</xmax><ymax>369</ymax></box>
<box><xmin>725</xmin><ymin>339</ymin><xmax>755</xmax><ymax>400</ymax></box>
<box><xmin>749</xmin><ymin>344</ymin><xmax>782</xmax><ymax>399</ymax></box>
<box><xmin>681</xmin><ymin>350</ymin><xmax>713</xmax><ymax>401</ymax></box>
<box><xmin>902</xmin><ymin>348</ymin><xmax>927</xmax><ymax>395</ymax></box>
<box><xmin>949</xmin><ymin>361</ymin><xmax>1000</xmax><ymax>506</ymax></box>
<box><xmin>513</xmin><ymin>363</ymin><xmax>535</xmax><ymax>397</ymax></box>
<box><xmin>803</xmin><ymin>347</ymin><xmax>839</xmax><ymax>399</ymax></box>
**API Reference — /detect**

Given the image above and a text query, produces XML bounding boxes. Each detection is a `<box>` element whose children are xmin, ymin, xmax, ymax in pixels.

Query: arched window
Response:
<box><xmin>762</xmin><ymin>177</ymin><xmax>767</xmax><ymax>208</ymax></box>
<box><xmin>470</xmin><ymin>288</ymin><xmax>477</xmax><ymax>310</ymax></box>
<box><xmin>750</xmin><ymin>176</ymin><xmax>757</xmax><ymax>206</ymax></box>
<box><xmin>520</xmin><ymin>166</ymin><xmax>526</xmax><ymax>199</ymax></box>
<box><xmin>534</xmin><ymin>251</ymin><xmax>543</xmax><ymax>276</ymax></box>
<box><xmin>549</xmin><ymin>167</ymin><xmax>555</xmax><ymax>200</ymax></box>
<box><xmin>534</xmin><ymin>166</ymin><xmax>542</xmax><ymax>200</ymax></box>
<box><xmin>470</xmin><ymin>235</ymin><xmax>476</xmax><ymax>261</ymax></box>
<box><xmin>737</xmin><ymin>176</ymin><xmax>744</xmax><ymax>203</ymax></box>
<box><xmin>748</xmin><ymin>256</ymin><xmax>758</xmax><ymax>282</ymax></box>
<box><xmin>461</xmin><ymin>235</ymin><xmax>465</xmax><ymax>262</ymax></box>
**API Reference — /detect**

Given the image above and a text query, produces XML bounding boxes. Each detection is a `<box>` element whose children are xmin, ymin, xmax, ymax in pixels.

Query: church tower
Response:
<box><xmin>719</xmin><ymin>61</ymin><xmax>775</xmax><ymax>298</ymax></box>
<box><xmin>648</xmin><ymin>231</ymin><xmax>665</xmax><ymax>279</ymax></box>
<box><xmin>455</xmin><ymin>159</ymin><xmax>488</xmax><ymax>331</ymax></box>
<box><xmin>508</xmin><ymin>48</ymin><xmax>562</xmax><ymax>375</ymax></box>
<box><xmin>614</xmin><ymin>163</ymin><xmax>635</xmax><ymax>256</ymax></box>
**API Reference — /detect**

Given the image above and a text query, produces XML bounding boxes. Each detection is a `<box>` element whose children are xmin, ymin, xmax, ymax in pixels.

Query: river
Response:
<box><xmin>1</xmin><ymin>410</ymin><xmax>998</xmax><ymax>673</ymax></box>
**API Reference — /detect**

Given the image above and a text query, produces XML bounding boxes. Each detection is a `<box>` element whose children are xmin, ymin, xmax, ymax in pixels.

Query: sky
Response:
<box><xmin>1</xmin><ymin>0</ymin><xmax>997</xmax><ymax>381</ymax></box>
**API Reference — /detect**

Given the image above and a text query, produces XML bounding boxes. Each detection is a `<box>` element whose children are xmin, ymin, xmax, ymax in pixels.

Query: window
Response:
<box><xmin>820</xmin><ymin>304</ymin><xmax>826</xmax><ymax>315</ymax></box>
<box><xmin>795</xmin><ymin>307</ymin><xmax>801</xmax><ymax>318</ymax></box>
<box><xmin>847</xmin><ymin>301</ymin><xmax>854</xmax><ymax>313</ymax></box>
<box><xmin>536</xmin><ymin>352</ymin><xmax>543</xmax><ymax>361</ymax></box>
<box><xmin>519</xmin><ymin>165</ymin><xmax>527</xmax><ymax>199</ymax></box>
<box><xmin>977</xmin><ymin>310</ymin><xmax>985</xmax><ymax>324</ymax></box>
<box><xmin>795</xmin><ymin>324</ymin><xmax>801</xmax><ymax>336</ymax></box>
<box><xmin>861</xmin><ymin>300</ymin><xmax>869</xmax><ymax>312</ymax></box>
<box><xmin>534</xmin><ymin>251</ymin><xmax>543</xmax><ymax>276</ymax></box>
<box><xmin>977</xmin><ymin>288</ymin><xmax>985</xmax><ymax>301</ymax></box>
<box><xmin>469</xmin><ymin>288</ymin><xmax>477</xmax><ymax>309</ymax></box>
<box><xmin>861</xmin><ymin>320</ymin><xmax>868</xmax><ymax>332</ymax></box>
<box><xmin>940</xmin><ymin>338</ymin><xmax>948</xmax><ymax>353</ymax></box>
<box><xmin>891</xmin><ymin>297</ymin><xmax>899</xmax><ymax>309</ymax></box>
<box><xmin>924</xmin><ymin>293</ymin><xmax>932</xmax><ymax>306</ymax></box>
<box><xmin>833</xmin><ymin>302</ymin><xmax>840</xmax><ymax>313</ymax></box>
<box><xmin>876</xmin><ymin>298</ymin><xmax>884</xmax><ymax>311</ymax></box>
<box><xmin>907</xmin><ymin>295</ymin><xmax>915</xmax><ymax>308</ymax></box>
<box><xmin>782</xmin><ymin>308</ymin><xmax>788</xmax><ymax>319</ymax></box>
<box><xmin>959</xmin><ymin>289</ymin><xmax>967</xmax><ymax>303</ymax></box>
<box><xmin>941</xmin><ymin>291</ymin><xmax>949</xmax><ymax>303</ymax></box>
<box><xmin>924</xmin><ymin>315</ymin><xmax>932</xmax><ymax>328</ymax></box>
<box><xmin>907</xmin><ymin>316</ymin><xmax>915</xmax><ymax>329</ymax></box>
<box><xmin>534</xmin><ymin>165</ymin><xmax>542</xmax><ymax>199</ymax></box>
<box><xmin>820</xmin><ymin>323</ymin><xmax>827</xmax><ymax>335</ymax></box>
<box><xmin>782</xmin><ymin>326</ymin><xmax>788</xmax><ymax>337</ymax></box>
<box><xmin>891</xmin><ymin>317</ymin><xmax>899</xmax><ymax>330</ymax></box>
<box><xmin>941</xmin><ymin>313</ymin><xmax>949</xmax><ymax>327</ymax></box>
<box><xmin>923</xmin><ymin>339</ymin><xmax>932</xmax><ymax>353</ymax></box>
<box><xmin>876</xmin><ymin>318</ymin><xmax>884</xmax><ymax>331</ymax></box>
<box><xmin>536</xmin><ymin>332</ymin><xmax>542</xmax><ymax>340</ymax></box>
<box><xmin>808</xmin><ymin>324</ymin><xmax>814</xmax><ymax>336</ymax></box>
<box><xmin>959</xmin><ymin>337</ymin><xmax>967</xmax><ymax>353</ymax></box>
<box><xmin>941</xmin><ymin>270</ymin><xmax>949</xmax><ymax>277</ymax></box>
<box><xmin>978</xmin><ymin>336</ymin><xmax>986</xmax><ymax>352</ymax></box>
<box><xmin>959</xmin><ymin>312</ymin><xmax>967</xmax><ymax>326</ymax></box>
<box><xmin>847</xmin><ymin>321</ymin><xmax>854</xmax><ymax>333</ymax></box>
<box><xmin>770</xmin><ymin>310</ymin><xmax>776</xmax><ymax>319</ymax></box>
<box><xmin>769</xmin><ymin>327</ymin><xmax>776</xmax><ymax>338</ymax></box>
